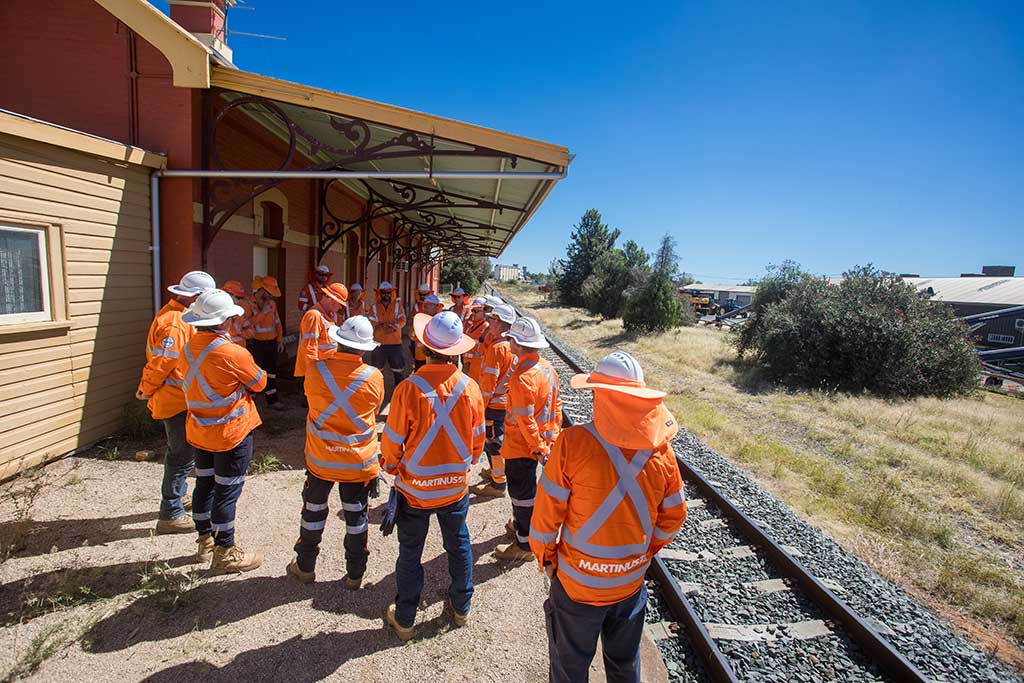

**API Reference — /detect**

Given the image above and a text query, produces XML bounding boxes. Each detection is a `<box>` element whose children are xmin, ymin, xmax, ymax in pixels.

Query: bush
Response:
<box><xmin>737</xmin><ymin>260</ymin><xmax>810</xmax><ymax>355</ymax></box>
<box><xmin>737</xmin><ymin>265</ymin><xmax>978</xmax><ymax>398</ymax></box>
<box><xmin>623</xmin><ymin>272</ymin><xmax>689</xmax><ymax>333</ymax></box>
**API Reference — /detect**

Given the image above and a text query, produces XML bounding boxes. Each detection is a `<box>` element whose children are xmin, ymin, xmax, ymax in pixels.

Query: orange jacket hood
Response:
<box><xmin>593</xmin><ymin>392</ymin><xmax>678</xmax><ymax>451</ymax></box>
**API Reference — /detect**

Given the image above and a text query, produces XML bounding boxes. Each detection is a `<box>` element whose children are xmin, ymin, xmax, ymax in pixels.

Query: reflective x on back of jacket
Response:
<box><xmin>305</xmin><ymin>362</ymin><xmax>379</xmax><ymax>480</ymax></box>
<box><xmin>391</xmin><ymin>373</ymin><xmax>480</xmax><ymax>508</ymax></box>
<box><xmin>555</xmin><ymin>422</ymin><xmax>655</xmax><ymax>592</ymax></box>
<box><xmin>183</xmin><ymin>336</ymin><xmax>264</xmax><ymax>451</ymax></box>
<box><xmin>507</xmin><ymin>359</ymin><xmax>559</xmax><ymax>441</ymax></box>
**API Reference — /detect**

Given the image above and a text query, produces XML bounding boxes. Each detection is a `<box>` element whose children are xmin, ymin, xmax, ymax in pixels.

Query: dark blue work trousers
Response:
<box><xmin>394</xmin><ymin>492</ymin><xmax>473</xmax><ymax>627</ymax></box>
<box><xmin>191</xmin><ymin>432</ymin><xmax>254</xmax><ymax>548</ymax></box>
<box><xmin>545</xmin><ymin>576</ymin><xmax>648</xmax><ymax>683</ymax></box>
<box><xmin>294</xmin><ymin>471</ymin><xmax>372</xmax><ymax>579</ymax></box>
<box><xmin>506</xmin><ymin>457</ymin><xmax>538</xmax><ymax>550</ymax></box>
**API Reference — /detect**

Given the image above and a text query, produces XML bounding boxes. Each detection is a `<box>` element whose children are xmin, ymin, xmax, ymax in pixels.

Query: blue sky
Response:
<box><xmin>162</xmin><ymin>1</ymin><xmax>1022</xmax><ymax>281</ymax></box>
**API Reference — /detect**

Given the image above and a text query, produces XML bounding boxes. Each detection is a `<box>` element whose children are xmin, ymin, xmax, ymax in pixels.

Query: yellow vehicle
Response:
<box><xmin>686</xmin><ymin>290</ymin><xmax>720</xmax><ymax>317</ymax></box>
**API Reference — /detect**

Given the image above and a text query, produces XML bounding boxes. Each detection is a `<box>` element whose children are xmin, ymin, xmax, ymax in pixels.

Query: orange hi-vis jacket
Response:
<box><xmin>298</xmin><ymin>280</ymin><xmax>322</xmax><ymax>313</ymax></box>
<box><xmin>138</xmin><ymin>300</ymin><xmax>192</xmax><ymax>420</ymax></box>
<box><xmin>347</xmin><ymin>297</ymin><xmax>365</xmax><ymax>318</ymax></box>
<box><xmin>294</xmin><ymin>304</ymin><xmax>340</xmax><ymax>378</ymax></box>
<box><xmin>462</xmin><ymin>318</ymin><xmax>489</xmax><ymax>377</ymax></box>
<box><xmin>180</xmin><ymin>331</ymin><xmax>267</xmax><ymax>452</ymax></box>
<box><xmin>502</xmin><ymin>352</ymin><xmax>563</xmax><ymax>460</ymax></box>
<box><xmin>369</xmin><ymin>294</ymin><xmax>406</xmax><ymax>345</ymax></box>
<box><xmin>381</xmin><ymin>364</ymin><xmax>486</xmax><ymax>509</ymax></box>
<box><xmin>529</xmin><ymin>423</ymin><xmax>686</xmax><ymax>606</ymax></box>
<box><xmin>480</xmin><ymin>337</ymin><xmax>517</xmax><ymax>411</ymax></box>
<box><xmin>251</xmin><ymin>299</ymin><xmax>283</xmax><ymax>342</ymax></box>
<box><xmin>449</xmin><ymin>302</ymin><xmax>469</xmax><ymax>321</ymax></box>
<box><xmin>304</xmin><ymin>353</ymin><xmax>385</xmax><ymax>483</ymax></box>
<box><xmin>227</xmin><ymin>298</ymin><xmax>254</xmax><ymax>345</ymax></box>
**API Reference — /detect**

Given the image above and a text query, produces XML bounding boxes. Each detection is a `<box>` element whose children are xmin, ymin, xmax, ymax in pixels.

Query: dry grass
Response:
<box><xmin>504</xmin><ymin>282</ymin><xmax>1024</xmax><ymax>657</ymax></box>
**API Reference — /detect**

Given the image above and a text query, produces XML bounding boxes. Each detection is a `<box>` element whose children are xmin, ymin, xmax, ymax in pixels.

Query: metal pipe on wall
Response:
<box><xmin>150</xmin><ymin>172</ymin><xmax>161</xmax><ymax>314</ymax></box>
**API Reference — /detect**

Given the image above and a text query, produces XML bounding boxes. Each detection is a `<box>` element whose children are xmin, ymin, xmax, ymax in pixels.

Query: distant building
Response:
<box><xmin>903</xmin><ymin>273</ymin><xmax>1024</xmax><ymax>348</ymax></box>
<box><xmin>494</xmin><ymin>263</ymin><xmax>526</xmax><ymax>281</ymax></box>
<box><xmin>680</xmin><ymin>284</ymin><xmax>755</xmax><ymax>308</ymax></box>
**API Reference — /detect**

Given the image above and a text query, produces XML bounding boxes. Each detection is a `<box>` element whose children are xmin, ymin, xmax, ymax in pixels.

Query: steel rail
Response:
<box><xmin>491</xmin><ymin>285</ymin><xmax>931</xmax><ymax>683</ymax></box>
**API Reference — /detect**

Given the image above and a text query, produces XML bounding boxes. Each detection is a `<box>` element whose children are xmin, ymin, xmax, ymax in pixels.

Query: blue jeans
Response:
<box><xmin>159</xmin><ymin>411</ymin><xmax>194</xmax><ymax>521</ymax></box>
<box><xmin>545</xmin><ymin>576</ymin><xmax>648</xmax><ymax>683</ymax></box>
<box><xmin>394</xmin><ymin>493</ymin><xmax>473</xmax><ymax>627</ymax></box>
<box><xmin>191</xmin><ymin>433</ymin><xmax>254</xmax><ymax>548</ymax></box>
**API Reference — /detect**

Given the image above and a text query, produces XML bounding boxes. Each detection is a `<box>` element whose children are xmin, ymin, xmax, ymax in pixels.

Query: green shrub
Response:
<box><xmin>623</xmin><ymin>272</ymin><xmax>689</xmax><ymax>333</ymax></box>
<box><xmin>737</xmin><ymin>265</ymin><xmax>978</xmax><ymax>398</ymax></box>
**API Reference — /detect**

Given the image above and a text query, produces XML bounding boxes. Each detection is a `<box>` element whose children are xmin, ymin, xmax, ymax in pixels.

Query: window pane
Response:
<box><xmin>0</xmin><ymin>229</ymin><xmax>44</xmax><ymax>315</ymax></box>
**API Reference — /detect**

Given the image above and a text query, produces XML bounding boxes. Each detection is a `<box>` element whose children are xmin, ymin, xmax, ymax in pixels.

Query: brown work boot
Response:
<box><xmin>446</xmin><ymin>599</ymin><xmax>470</xmax><ymax>628</ymax></box>
<box><xmin>155</xmin><ymin>515</ymin><xmax>193</xmax><ymax>535</ymax></box>
<box><xmin>181</xmin><ymin>493</ymin><xmax>192</xmax><ymax>511</ymax></box>
<box><xmin>494</xmin><ymin>543</ymin><xmax>533</xmax><ymax>563</ymax></box>
<box><xmin>385</xmin><ymin>604</ymin><xmax>414</xmax><ymax>641</ymax></box>
<box><xmin>479</xmin><ymin>468</ymin><xmax>493</xmax><ymax>482</ymax></box>
<box><xmin>505</xmin><ymin>519</ymin><xmax>516</xmax><ymax>540</ymax></box>
<box><xmin>471</xmin><ymin>483</ymin><xmax>506</xmax><ymax>498</ymax></box>
<box><xmin>286</xmin><ymin>559</ymin><xmax>315</xmax><ymax>584</ymax></box>
<box><xmin>210</xmin><ymin>545</ymin><xmax>263</xmax><ymax>574</ymax></box>
<box><xmin>195</xmin><ymin>533</ymin><xmax>214</xmax><ymax>563</ymax></box>
<box><xmin>344</xmin><ymin>574</ymin><xmax>362</xmax><ymax>590</ymax></box>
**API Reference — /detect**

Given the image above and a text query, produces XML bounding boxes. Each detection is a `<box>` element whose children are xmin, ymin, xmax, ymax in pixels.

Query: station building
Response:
<box><xmin>0</xmin><ymin>0</ymin><xmax>569</xmax><ymax>478</ymax></box>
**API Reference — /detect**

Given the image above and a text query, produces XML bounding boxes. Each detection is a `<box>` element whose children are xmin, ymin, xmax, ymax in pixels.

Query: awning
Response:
<box><xmin>200</xmin><ymin>67</ymin><xmax>570</xmax><ymax>264</ymax></box>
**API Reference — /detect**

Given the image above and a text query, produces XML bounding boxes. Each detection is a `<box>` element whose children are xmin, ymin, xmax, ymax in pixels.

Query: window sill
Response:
<box><xmin>0</xmin><ymin>319</ymin><xmax>72</xmax><ymax>336</ymax></box>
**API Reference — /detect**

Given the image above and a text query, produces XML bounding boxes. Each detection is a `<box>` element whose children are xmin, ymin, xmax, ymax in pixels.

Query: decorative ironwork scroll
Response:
<box><xmin>202</xmin><ymin>88</ymin><xmax>525</xmax><ymax>262</ymax></box>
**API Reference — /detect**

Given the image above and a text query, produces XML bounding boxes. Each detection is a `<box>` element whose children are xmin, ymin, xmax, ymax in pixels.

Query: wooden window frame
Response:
<box><xmin>0</xmin><ymin>216</ymin><xmax>69</xmax><ymax>335</ymax></box>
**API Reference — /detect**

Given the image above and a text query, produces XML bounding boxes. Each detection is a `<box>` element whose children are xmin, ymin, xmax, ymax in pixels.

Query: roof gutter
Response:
<box><xmin>155</xmin><ymin>169</ymin><xmax>566</xmax><ymax>180</ymax></box>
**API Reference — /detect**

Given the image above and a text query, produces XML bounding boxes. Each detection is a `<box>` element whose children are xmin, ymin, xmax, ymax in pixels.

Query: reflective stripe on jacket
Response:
<box><xmin>529</xmin><ymin>422</ymin><xmax>686</xmax><ymax>606</ymax></box>
<box><xmin>298</xmin><ymin>282</ymin><xmax>318</xmax><ymax>312</ymax></box>
<box><xmin>304</xmin><ymin>353</ymin><xmax>384</xmax><ymax>482</ymax></box>
<box><xmin>381</xmin><ymin>364</ymin><xmax>485</xmax><ymax>509</ymax></box>
<box><xmin>502</xmin><ymin>352</ymin><xmax>562</xmax><ymax>460</ymax></box>
<box><xmin>138</xmin><ymin>300</ymin><xmax>192</xmax><ymax>420</ymax></box>
<box><xmin>480</xmin><ymin>338</ymin><xmax>516</xmax><ymax>410</ymax></box>
<box><xmin>251</xmin><ymin>300</ymin><xmax>283</xmax><ymax>341</ymax></box>
<box><xmin>348</xmin><ymin>299</ymin><xmax>365</xmax><ymax>318</ymax></box>
<box><xmin>228</xmin><ymin>298</ymin><xmax>254</xmax><ymax>345</ymax></box>
<box><xmin>295</xmin><ymin>305</ymin><xmax>339</xmax><ymax>378</ymax></box>
<box><xmin>369</xmin><ymin>297</ymin><xmax>406</xmax><ymax>345</ymax></box>
<box><xmin>180</xmin><ymin>332</ymin><xmax>267</xmax><ymax>452</ymax></box>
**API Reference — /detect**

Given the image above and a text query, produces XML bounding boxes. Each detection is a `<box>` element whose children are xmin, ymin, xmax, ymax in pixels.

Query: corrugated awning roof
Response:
<box><xmin>904</xmin><ymin>277</ymin><xmax>1024</xmax><ymax>306</ymax></box>
<box><xmin>205</xmin><ymin>67</ymin><xmax>570</xmax><ymax>260</ymax></box>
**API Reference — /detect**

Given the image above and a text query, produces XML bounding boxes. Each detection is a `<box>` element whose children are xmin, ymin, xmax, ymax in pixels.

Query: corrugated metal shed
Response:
<box><xmin>904</xmin><ymin>277</ymin><xmax>1024</xmax><ymax>306</ymax></box>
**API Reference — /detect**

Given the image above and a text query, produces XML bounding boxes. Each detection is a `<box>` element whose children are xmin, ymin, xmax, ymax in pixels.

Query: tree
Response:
<box><xmin>737</xmin><ymin>265</ymin><xmax>978</xmax><ymax>398</ymax></box>
<box><xmin>556</xmin><ymin>209</ymin><xmax>620</xmax><ymax>307</ymax></box>
<box><xmin>736</xmin><ymin>260</ymin><xmax>812</xmax><ymax>355</ymax></box>
<box><xmin>441</xmin><ymin>255</ymin><xmax>491</xmax><ymax>294</ymax></box>
<box><xmin>581</xmin><ymin>239</ymin><xmax>651</xmax><ymax>319</ymax></box>
<box><xmin>622</xmin><ymin>234</ymin><xmax>688</xmax><ymax>333</ymax></box>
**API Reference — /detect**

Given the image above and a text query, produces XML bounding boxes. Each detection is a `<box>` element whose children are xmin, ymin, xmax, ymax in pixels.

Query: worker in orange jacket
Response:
<box><xmin>250</xmin><ymin>275</ymin><xmax>284</xmax><ymax>407</ymax></box>
<box><xmin>136</xmin><ymin>270</ymin><xmax>215</xmax><ymax>535</ymax></box>
<box><xmin>462</xmin><ymin>297</ymin><xmax>490</xmax><ymax>382</ymax></box>
<box><xmin>409</xmin><ymin>294</ymin><xmax>442</xmax><ymax>370</ymax></box>
<box><xmin>294</xmin><ymin>282</ymin><xmax>347</xmax><ymax>379</ymax></box>
<box><xmin>287</xmin><ymin>316</ymin><xmax>385</xmax><ymax>588</ymax></box>
<box><xmin>381</xmin><ymin>310</ymin><xmax>485</xmax><ymax>640</ymax></box>
<box><xmin>472</xmin><ymin>303</ymin><xmax>517</xmax><ymax>498</ymax></box>
<box><xmin>180</xmin><ymin>290</ymin><xmax>268</xmax><ymax>574</ymax></box>
<box><xmin>222</xmin><ymin>280</ymin><xmax>254</xmax><ymax>346</ymax></box>
<box><xmin>409</xmin><ymin>283</ymin><xmax>434</xmax><ymax>358</ymax></box>
<box><xmin>494</xmin><ymin>317</ymin><xmax>562</xmax><ymax>562</ymax></box>
<box><xmin>368</xmin><ymin>281</ymin><xmax>407</xmax><ymax>391</ymax></box>
<box><xmin>347</xmin><ymin>283</ymin><xmax>366</xmax><ymax>317</ymax></box>
<box><xmin>530</xmin><ymin>351</ymin><xmax>686</xmax><ymax>683</ymax></box>
<box><xmin>298</xmin><ymin>264</ymin><xmax>332</xmax><ymax>313</ymax></box>
<box><xmin>449</xmin><ymin>287</ymin><xmax>470</xmax><ymax>320</ymax></box>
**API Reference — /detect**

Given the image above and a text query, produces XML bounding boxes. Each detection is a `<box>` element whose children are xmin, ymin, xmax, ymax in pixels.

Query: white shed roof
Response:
<box><xmin>681</xmin><ymin>284</ymin><xmax>756</xmax><ymax>295</ymax></box>
<box><xmin>905</xmin><ymin>277</ymin><xmax>1024</xmax><ymax>306</ymax></box>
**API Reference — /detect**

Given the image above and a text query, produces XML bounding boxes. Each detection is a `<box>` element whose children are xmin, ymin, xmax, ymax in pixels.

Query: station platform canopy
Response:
<box><xmin>202</xmin><ymin>67</ymin><xmax>571</xmax><ymax>265</ymax></box>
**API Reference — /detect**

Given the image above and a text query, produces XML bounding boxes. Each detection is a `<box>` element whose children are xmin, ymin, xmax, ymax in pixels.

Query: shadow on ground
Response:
<box><xmin>84</xmin><ymin>533</ymin><xmax>508</xmax><ymax>654</ymax></box>
<box><xmin>0</xmin><ymin>511</ymin><xmax>158</xmax><ymax>560</ymax></box>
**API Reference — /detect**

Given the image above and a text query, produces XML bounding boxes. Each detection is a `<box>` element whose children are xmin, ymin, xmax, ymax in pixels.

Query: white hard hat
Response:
<box><xmin>315</xmin><ymin>264</ymin><xmax>331</xmax><ymax>274</ymax></box>
<box><xmin>471</xmin><ymin>296</ymin><xmax>488</xmax><ymax>308</ymax></box>
<box><xmin>423</xmin><ymin>294</ymin><xmax>441</xmax><ymax>304</ymax></box>
<box><xmin>413</xmin><ymin>311</ymin><xmax>475</xmax><ymax>356</ymax></box>
<box><xmin>488</xmin><ymin>303</ymin><xmax>517</xmax><ymax>324</ymax></box>
<box><xmin>570</xmin><ymin>350</ymin><xmax>665</xmax><ymax>399</ymax></box>
<box><xmin>483</xmin><ymin>295</ymin><xmax>504</xmax><ymax>308</ymax></box>
<box><xmin>350</xmin><ymin>282</ymin><xmax>363</xmax><ymax>292</ymax></box>
<box><xmin>452</xmin><ymin>287</ymin><xmax>465</xmax><ymax>295</ymax></box>
<box><xmin>379</xmin><ymin>281</ymin><xmax>394</xmax><ymax>291</ymax></box>
<box><xmin>505</xmin><ymin>316</ymin><xmax>549</xmax><ymax>349</ymax></box>
<box><xmin>328</xmin><ymin>316</ymin><xmax>379</xmax><ymax>351</ymax></box>
<box><xmin>181</xmin><ymin>289</ymin><xmax>244</xmax><ymax>326</ymax></box>
<box><xmin>167</xmin><ymin>271</ymin><xmax>215</xmax><ymax>297</ymax></box>
<box><xmin>417</xmin><ymin>283</ymin><xmax>432</xmax><ymax>292</ymax></box>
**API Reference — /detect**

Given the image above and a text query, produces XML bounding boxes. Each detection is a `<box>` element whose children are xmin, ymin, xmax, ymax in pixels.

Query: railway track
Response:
<box><xmin>488</xmin><ymin>287</ymin><xmax>932</xmax><ymax>683</ymax></box>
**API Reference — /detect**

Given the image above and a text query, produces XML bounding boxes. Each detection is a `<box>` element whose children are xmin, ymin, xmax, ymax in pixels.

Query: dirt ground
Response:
<box><xmin>0</xmin><ymin>380</ymin><xmax>669</xmax><ymax>683</ymax></box>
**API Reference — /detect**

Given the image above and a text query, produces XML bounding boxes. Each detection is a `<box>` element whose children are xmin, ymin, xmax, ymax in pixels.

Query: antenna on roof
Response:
<box><xmin>225</xmin><ymin>29</ymin><xmax>287</xmax><ymax>40</ymax></box>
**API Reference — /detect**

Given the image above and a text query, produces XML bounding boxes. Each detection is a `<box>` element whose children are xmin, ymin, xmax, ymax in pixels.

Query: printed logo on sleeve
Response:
<box><xmin>161</xmin><ymin>336</ymin><xmax>175</xmax><ymax>348</ymax></box>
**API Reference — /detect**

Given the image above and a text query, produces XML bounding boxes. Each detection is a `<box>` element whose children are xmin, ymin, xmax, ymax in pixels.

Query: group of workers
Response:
<box><xmin>136</xmin><ymin>266</ymin><xmax>686</xmax><ymax>683</ymax></box>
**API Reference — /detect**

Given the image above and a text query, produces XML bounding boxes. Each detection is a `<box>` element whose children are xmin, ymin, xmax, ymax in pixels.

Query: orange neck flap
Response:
<box><xmin>592</xmin><ymin>391</ymin><xmax>678</xmax><ymax>451</ymax></box>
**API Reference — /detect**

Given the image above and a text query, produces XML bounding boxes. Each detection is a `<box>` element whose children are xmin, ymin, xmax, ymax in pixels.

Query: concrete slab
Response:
<box><xmin>706</xmin><ymin>619</ymin><xmax>831</xmax><ymax>642</ymax></box>
<box><xmin>699</xmin><ymin>518</ymin><xmax>727</xmax><ymax>530</ymax></box>
<box><xmin>745</xmin><ymin>578</ymin><xmax>789</xmax><ymax>593</ymax></box>
<box><xmin>720</xmin><ymin>545</ymin><xmax>756</xmax><ymax>559</ymax></box>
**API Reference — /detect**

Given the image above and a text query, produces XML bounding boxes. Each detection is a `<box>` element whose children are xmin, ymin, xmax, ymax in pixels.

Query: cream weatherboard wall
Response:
<box><xmin>0</xmin><ymin>116</ymin><xmax>162</xmax><ymax>480</ymax></box>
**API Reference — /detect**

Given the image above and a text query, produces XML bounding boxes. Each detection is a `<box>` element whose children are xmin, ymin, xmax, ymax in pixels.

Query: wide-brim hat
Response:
<box><xmin>328</xmin><ymin>319</ymin><xmax>379</xmax><ymax>351</ymax></box>
<box><xmin>253</xmin><ymin>276</ymin><xmax>282</xmax><ymax>297</ymax></box>
<box><xmin>321</xmin><ymin>283</ymin><xmax>349</xmax><ymax>305</ymax></box>
<box><xmin>182</xmin><ymin>290</ymin><xmax>245</xmax><ymax>327</ymax></box>
<box><xmin>413</xmin><ymin>313</ymin><xmax>476</xmax><ymax>356</ymax></box>
<box><xmin>221</xmin><ymin>280</ymin><xmax>246</xmax><ymax>297</ymax></box>
<box><xmin>570</xmin><ymin>371</ymin><xmax>666</xmax><ymax>399</ymax></box>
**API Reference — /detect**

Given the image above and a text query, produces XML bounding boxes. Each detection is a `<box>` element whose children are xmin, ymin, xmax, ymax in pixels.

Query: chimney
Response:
<box><xmin>169</xmin><ymin>0</ymin><xmax>234</xmax><ymax>64</ymax></box>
